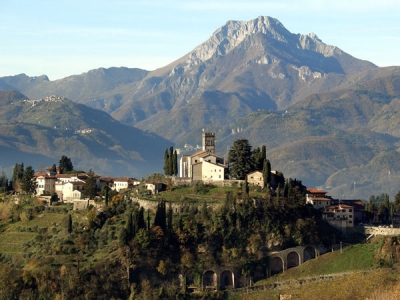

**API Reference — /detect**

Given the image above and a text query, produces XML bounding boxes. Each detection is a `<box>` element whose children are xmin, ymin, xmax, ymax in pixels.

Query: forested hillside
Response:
<box><xmin>0</xmin><ymin>180</ymin><xmax>338</xmax><ymax>299</ymax></box>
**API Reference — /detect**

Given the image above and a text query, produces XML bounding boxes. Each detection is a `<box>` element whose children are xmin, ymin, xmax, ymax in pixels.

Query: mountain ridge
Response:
<box><xmin>0</xmin><ymin>91</ymin><xmax>171</xmax><ymax>177</ymax></box>
<box><xmin>1</xmin><ymin>16</ymin><xmax>400</xmax><ymax>199</ymax></box>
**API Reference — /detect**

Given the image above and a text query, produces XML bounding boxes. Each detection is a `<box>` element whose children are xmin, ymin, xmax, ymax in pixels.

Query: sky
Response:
<box><xmin>1</xmin><ymin>0</ymin><xmax>399</xmax><ymax>80</ymax></box>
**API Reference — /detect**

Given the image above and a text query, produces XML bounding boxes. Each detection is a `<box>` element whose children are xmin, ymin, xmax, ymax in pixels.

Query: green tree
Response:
<box><xmin>59</xmin><ymin>155</ymin><xmax>73</xmax><ymax>174</ymax></box>
<box><xmin>228</xmin><ymin>139</ymin><xmax>254</xmax><ymax>180</ymax></box>
<box><xmin>67</xmin><ymin>214</ymin><xmax>73</xmax><ymax>233</ymax></box>
<box><xmin>84</xmin><ymin>170</ymin><xmax>97</xmax><ymax>199</ymax></box>
<box><xmin>21</xmin><ymin>166</ymin><xmax>35</xmax><ymax>194</ymax></box>
<box><xmin>173</xmin><ymin>149</ymin><xmax>178</xmax><ymax>176</ymax></box>
<box><xmin>243</xmin><ymin>177</ymin><xmax>249</xmax><ymax>196</ymax></box>
<box><xmin>0</xmin><ymin>171</ymin><xmax>8</xmax><ymax>190</ymax></box>
<box><xmin>252</xmin><ymin>147</ymin><xmax>262</xmax><ymax>170</ymax></box>
<box><xmin>146</xmin><ymin>173</ymin><xmax>165</xmax><ymax>184</ymax></box>
<box><xmin>12</xmin><ymin>162</ymin><xmax>24</xmax><ymax>192</ymax></box>
<box><xmin>169</xmin><ymin>146</ymin><xmax>174</xmax><ymax>176</ymax></box>
<box><xmin>394</xmin><ymin>191</ymin><xmax>400</xmax><ymax>212</ymax></box>
<box><xmin>163</xmin><ymin>149</ymin><xmax>170</xmax><ymax>176</ymax></box>
<box><xmin>266</xmin><ymin>160</ymin><xmax>271</xmax><ymax>187</ymax></box>
<box><xmin>154</xmin><ymin>201</ymin><xmax>166</xmax><ymax>232</ymax></box>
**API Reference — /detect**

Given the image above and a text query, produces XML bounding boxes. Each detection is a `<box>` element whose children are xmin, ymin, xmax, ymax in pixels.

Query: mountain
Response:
<box><xmin>212</xmin><ymin>74</ymin><xmax>400</xmax><ymax>199</ymax></box>
<box><xmin>0</xmin><ymin>91</ymin><xmax>171</xmax><ymax>177</ymax></box>
<box><xmin>1</xmin><ymin>16</ymin><xmax>400</xmax><ymax>199</ymax></box>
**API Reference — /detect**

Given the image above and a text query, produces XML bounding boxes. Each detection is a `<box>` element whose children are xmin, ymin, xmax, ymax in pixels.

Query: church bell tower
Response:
<box><xmin>202</xmin><ymin>132</ymin><xmax>215</xmax><ymax>153</ymax></box>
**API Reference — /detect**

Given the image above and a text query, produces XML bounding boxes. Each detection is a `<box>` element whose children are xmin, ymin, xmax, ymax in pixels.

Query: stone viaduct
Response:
<box><xmin>268</xmin><ymin>245</ymin><xmax>321</xmax><ymax>276</ymax></box>
<box><xmin>182</xmin><ymin>245</ymin><xmax>322</xmax><ymax>291</ymax></box>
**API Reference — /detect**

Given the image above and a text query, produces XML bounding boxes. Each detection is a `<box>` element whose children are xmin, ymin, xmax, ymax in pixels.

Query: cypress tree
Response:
<box><xmin>244</xmin><ymin>177</ymin><xmax>249</xmax><ymax>196</ymax></box>
<box><xmin>169</xmin><ymin>147</ymin><xmax>174</xmax><ymax>176</ymax></box>
<box><xmin>147</xmin><ymin>210</ymin><xmax>150</xmax><ymax>231</ymax></box>
<box><xmin>167</xmin><ymin>201</ymin><xmax>173</xmax><ymax>233</ymax></box>
<box><xmin>126</xmin><ymin>213</ymin><xmax>133</xmax><ymax>241</ymax></box>
<box><xmin>154</xmin><ymin>200</ymin><xmax>167</xmax><ymax>232</ymax></box>
<box><xmin>266</xmin><ymin>159</ymin><xmax>272</xmax><ymax>187</ymax></box>
<box><xmin>163</xmin><ymin>149</ymin><xmax>170</xmax><ymax>176</ymax></box>
<box><xmin>261</xmin><ymin>145</ymin><xmax>266</xmax><ymax>161</ymax></box>
<box><xmin>68</xmin><ymin>214</ymin><xmax>73</xmax><ymax>233</ymax></box>
<box><xmin>138</xmin><ymin>207</ymin><xmax>146</xmax><ymax>230</ymax></box>
<box><xmin>12</xmin><ymin>162</ymin><xmax>24</xmax><ymax>191</ymax></box>
<box><xmin>262</xmin><ymin>159</ymin><xmax>268</xmax><ymax>188</ymax></box>
<box><xmin>173</xmin><ymin>150</ymin><xmax>178</xmax><ymax>176</ymax></box>
<box><xmin>105</xmin><ymin>185</ymin><xmax>109</xmax><ymax>207</ymax></box>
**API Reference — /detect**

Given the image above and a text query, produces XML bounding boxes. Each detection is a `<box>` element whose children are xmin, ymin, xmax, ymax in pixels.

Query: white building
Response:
<box><xmin>180</xmin><ymin>132</ymin><xmax>227</xmax><ymax>181</ymax></box>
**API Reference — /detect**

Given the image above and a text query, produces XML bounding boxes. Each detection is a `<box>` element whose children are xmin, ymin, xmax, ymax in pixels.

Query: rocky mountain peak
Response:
<box><xmin>187</xmin><ymin>16</ymin><xmax>291</xmax><ymax>64</ymax></box>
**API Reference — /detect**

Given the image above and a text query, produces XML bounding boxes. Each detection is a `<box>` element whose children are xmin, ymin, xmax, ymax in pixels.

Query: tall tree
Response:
<box><xmin>21</xmin><ymin>166</ymin><xmax>35</xmax><ymax>194</ymax></box>
<box><xmin>154</xmin><ymin>200</ymin><xmax>167</xmax><ymax>232</ymax></box>
<box><xmin>169</xmin><ymin>146</ymin><xmax>174</xmax><ymax>176</ymax></box>
<box><xmin>173</xmin><ymin>149</ymin><xmax>178</xmax><ymax>176</ymax></box>
<box><xmin>394</xmin><ymin>191</ymin><xmax>400</xmax><ymax>212</ymax></box>
<box><xmin>0</xmin><ymin>171</ymin><xmax>8</xmax><ymax>189</ymax></box>
<box><xmin>105</xmin><ymin>184</ymin><xmax>109</xmax><ymax>207</ymax></box>
<box><xmin>12</xmin><ymin>162</ymin><xmax>24</xmax><ymax>192</ymax></box>
<box><xmin>266</xmin><ymin>159</ymin><xmax>272</xmax><ymax>187</ymax></box>
<box><xmin>67</xmin><ymin>214</ymin><xmax>73</xmax><ymax>234</ymax></box>
<box><xmin>228</xmin><ymin>139</ymin><xmax>254</xmax><ymax>180</ymax></box>
<box><xmin>262</xmin><ymin>159</ymin><xmax>268</xmax><ymax>188</ymax></box>
<box><xmin>261</xmin><ymin>145</ymin><xmax>266</xmax><ymax>162</ymax></box>
<box><xmin>84</xmin><ymin>170</ymin><xmax>97</xmax><ymax>199</ymax></box>
<box><xmin>137</xmin><ymin>207</ymin><xmax>146</xmax><ymax>230</ymax></box>
<box><xmin>163</xmin><ymin>149</ymin><xmax>170</xmax><ymax>176</ymax></box>
<box><xmin>59</xmin><ymin>155</ymin><xmax>73</xmax><ymax>174</ymax></box>
<box><xmin>252</xmin><ymin>145</ymin><xmax>266</xmax><ymax>170</ymax></box>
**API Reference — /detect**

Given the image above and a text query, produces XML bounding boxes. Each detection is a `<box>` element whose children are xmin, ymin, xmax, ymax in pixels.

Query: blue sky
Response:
<box><xmin>1</xmin><ymin>0</ymin><xmax>399</xmax><ymax>80</ymax></box>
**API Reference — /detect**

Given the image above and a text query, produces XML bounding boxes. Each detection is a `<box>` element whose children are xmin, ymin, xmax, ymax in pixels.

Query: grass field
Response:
<box><xmin>149</xmin><ymin>184</ymin><xmax>265</xmax><ymax>204</ymax></box>
<box><xmin>231</xmin><ymin>237</ymin><xmax>395</xmax><ymax>300</ymax></box>
<box><xmin>0</xmin><ymin>212</ymin><xmax>66</xmax><ymax>255</ymax></box>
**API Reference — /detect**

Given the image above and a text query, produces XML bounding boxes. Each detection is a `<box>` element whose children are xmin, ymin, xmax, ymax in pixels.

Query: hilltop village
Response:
<box><xmin>0</xmin><ymin>132</ymin><xmax>396</xmax><ymax>299</ymax></box>
<box><xmin>30</xmin><ymin>132</ymin><xmax>371</xmax><ymax>235</ymax></box>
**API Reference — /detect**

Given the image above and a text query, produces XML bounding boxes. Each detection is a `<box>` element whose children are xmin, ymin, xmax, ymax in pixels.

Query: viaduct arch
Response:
<box><xmin>268</xmin><ymin>245</ymin><xmax>319</xmax><ymax>276</ymax></box>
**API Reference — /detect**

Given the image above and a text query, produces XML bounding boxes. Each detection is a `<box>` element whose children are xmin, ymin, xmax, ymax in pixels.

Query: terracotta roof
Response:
<box><xmin>306</xmin><ymin>188</ymin><xmax>327</xmax><ymax>194</ymax></box>
<box><xmin>312</xmin><ymin>197</ymin><xmax>331</xmax><ymax>201</ymax></box>
<box><xmin>192</xmin><ymin>161</ymin><xmax>227</xmax><ymax>168</ymax></box>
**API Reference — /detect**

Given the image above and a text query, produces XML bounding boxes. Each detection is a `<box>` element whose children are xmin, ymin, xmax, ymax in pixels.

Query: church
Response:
<box><xmin>179</xmin><ymin>132</ymin><xmax>228</xmax><ymax>182</ymax></box>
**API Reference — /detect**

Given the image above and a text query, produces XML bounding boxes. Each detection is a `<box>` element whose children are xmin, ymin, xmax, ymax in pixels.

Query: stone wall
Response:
<box><xmin>361</xmin><ymin>226</ymin><xmax>400</xmax><ymax>236</ymax></box>
<box><xmin>130</xmin><ymin>197</ymin><xmax>221</xmax><ymax>214</ymax></box>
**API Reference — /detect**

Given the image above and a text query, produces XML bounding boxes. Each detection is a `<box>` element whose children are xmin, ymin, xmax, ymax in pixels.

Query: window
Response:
<box><xmin>349</xmin><ymin>209</ymin><xmax>353</xmax><ymax>212</ymax></box>
<box><xmin>349</xmin><ymin>215</ymin><xmax>352</xmax><ymax>218</ymax></box>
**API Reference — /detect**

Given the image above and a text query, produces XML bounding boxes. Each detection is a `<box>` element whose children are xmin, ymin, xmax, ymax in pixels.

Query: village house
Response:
<box><xmin>331</xmin><ymin>199</ymin><xmax>365</xmax><ymax>224</ymax></box>
<box><xmin>322</xmin><ymin>203</ymin><xmax>355</xmax><ymax>233</ymax></box>
<box><xmin>35</xmin><ymin>174</ymin><xmax>57</xmax><ymax>196</ymax></box>
<box><xmin>247</xmin><ymin>171</ymin><xmax>264</xmax><ymax>188</ymax></box>
<box><xmin>145</xmin><ymin>182</ymin><xmax>164</xmax><ymax>194</ymax></box>
<box><xmin>34</xmin><ymin>172</ymin><xmax>102</xmax><ymax>203</ymax></box>
<box><xmin>306</xmin><ymin>188</ymin><xmax>332</xmax><ymax>210</ymax></box>
<box><xmin>112</xmin><ymin>177</ymin><xmax>140</xmax><ymax>192</ymax></box>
